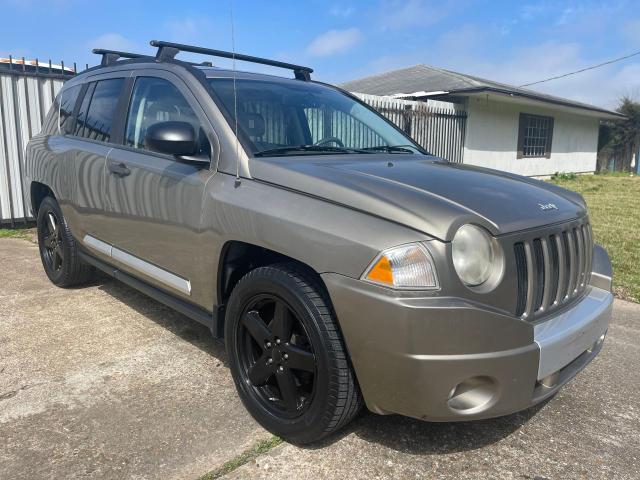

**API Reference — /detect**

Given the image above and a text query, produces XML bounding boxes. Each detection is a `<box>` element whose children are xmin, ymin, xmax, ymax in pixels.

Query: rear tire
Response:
<box><xmin>225</xmin><ymin>263</ymin><xmax>362</xmax><ymax>444</ymax></box>
<box><xmin>36</xmin><ymin>196</ymin><xmax>94</xmax><ymax>287</ymax></box>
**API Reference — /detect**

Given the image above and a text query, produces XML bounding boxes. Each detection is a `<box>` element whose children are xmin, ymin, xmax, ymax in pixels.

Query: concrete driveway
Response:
<box><xmin>1</xmin><ymin>236</ymin><xmax>638</xmax><ymax>479</ymax></box>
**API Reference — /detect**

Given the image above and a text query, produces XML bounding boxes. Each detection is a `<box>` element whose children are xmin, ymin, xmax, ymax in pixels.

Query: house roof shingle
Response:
<box><xmin>339</xmin><ymin>64</ymin><xmax>623</xmax><ymax>118</ymax></box>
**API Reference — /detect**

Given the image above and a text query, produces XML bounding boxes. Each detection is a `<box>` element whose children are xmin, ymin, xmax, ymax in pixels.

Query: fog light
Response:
<box><xmin>447</xmin><ymin>376</ymin><xmax>498</xmax><ymax>413</ymax></box>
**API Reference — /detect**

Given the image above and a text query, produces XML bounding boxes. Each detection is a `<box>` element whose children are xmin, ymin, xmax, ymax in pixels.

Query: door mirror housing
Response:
<box><xmin>145</xmin><ymin>121</ymin><xmax>204</xmax><ymax>161</ymax></box>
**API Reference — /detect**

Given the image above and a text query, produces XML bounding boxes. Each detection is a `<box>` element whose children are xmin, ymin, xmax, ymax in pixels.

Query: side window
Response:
<box><xmin>77</xmin><ymin>78</ymin><xmax>125</xmax><ymax>142</ymax></box>
<box><xmin>74</xmin><ymin>82</ymin><xmax>94</xmax><ymax>137</ymax></box>
<box><xmin>124</xmin><ymin>77</ymin><xmax>210</xmax><ymax>157</ymax></box>
<box><xmin>58</xmin><ymin>84</ymin><xmax>81</xmax><ymax>134</ymax></box>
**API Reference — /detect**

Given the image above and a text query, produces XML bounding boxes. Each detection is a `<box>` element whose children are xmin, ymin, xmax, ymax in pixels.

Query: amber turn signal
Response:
<box><xmin>362</xmin><ymin>243</ymin><xmax>438</xmax><ymax>289</ymax></box>
<box><xmin>365</xmin><ymin>256</ymin><xmax>394</xmax><ymax>285</ymax></box>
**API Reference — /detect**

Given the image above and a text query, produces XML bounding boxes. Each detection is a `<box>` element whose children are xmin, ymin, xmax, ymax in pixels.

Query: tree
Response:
<box><xmin>598</xmin><ymin>96</ymin><xmax>640</xmax><ymax>172</ymax></box>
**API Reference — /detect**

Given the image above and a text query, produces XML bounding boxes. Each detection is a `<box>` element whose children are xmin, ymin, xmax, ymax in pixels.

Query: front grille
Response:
<box><xmin>514</xmin><ymin>221</ymin><xmax>593</xmax><ymax>319</ymax></box>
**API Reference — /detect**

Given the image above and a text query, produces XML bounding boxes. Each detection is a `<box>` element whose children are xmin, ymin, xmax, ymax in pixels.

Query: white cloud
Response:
<box><xmin>164</xmin><ymin>17</ymin><xmax>210</xmax><ymax>42</ymax></box>
<box><xmin>306</xmin><ymin>28</ymin><xmax>363</xmax><ymax>57</ymax></box>
<box><xmin>330</xmin><ymin>5</ymin><xmax>355</xmax><ymax>18</ymax></box>
<box><xmin>435</xmin><ymin>24</ymin><xmax>487</xmax><ymax>55</ymax></box>
<box><xmin>86</xmin><ymin>33</ymin><xmax>137</xmax><ymax>53</ymax></box>
<box><xmin>379</xmin><ymin>0</ymin><xmax>456</xmax><ymax>30</ymax></box>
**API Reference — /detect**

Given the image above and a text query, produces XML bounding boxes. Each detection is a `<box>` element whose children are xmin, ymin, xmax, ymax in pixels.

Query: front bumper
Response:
<box><xmin>322</xmin><ymin>247</ymin><xmax>613</xmax><ymax>421</ymax></box>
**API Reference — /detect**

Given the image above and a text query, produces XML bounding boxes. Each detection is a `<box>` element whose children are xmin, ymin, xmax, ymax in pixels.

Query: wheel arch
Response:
<box><xmin>30</xmin><ymin>181</ymin><xmax>56</xmax><ymax>216</ymax></box>
<box><xmin>216</xmin><ymin>240</ymin><xmax>330</xmax><ymax>308</ymax></box>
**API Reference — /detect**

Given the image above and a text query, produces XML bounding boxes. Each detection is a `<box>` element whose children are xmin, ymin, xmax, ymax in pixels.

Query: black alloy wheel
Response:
<box><xmin>237</xmin><ymin>294</ymin><xmax>317</xmax><ymax>417</ymax></box>
<box><xmin>41</xmin><ymin>209</ymin><xmax>64</xmax><ymax>273</ymax></box>
<box><xmin>36</xmin><ymin>196</ymin><xmax>93</xmax><ymax>287</ymax></box>
<box><xmin>225</xmin><ymin>264</ymin><xmax>363</xmax><ymax>444</ymax></box>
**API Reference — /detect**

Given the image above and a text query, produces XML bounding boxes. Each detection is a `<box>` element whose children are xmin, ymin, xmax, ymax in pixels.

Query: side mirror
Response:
<box><xmin>145</xmin><ymin>121</ymin><xmax>203</xmax><ymax>160</ymax></box>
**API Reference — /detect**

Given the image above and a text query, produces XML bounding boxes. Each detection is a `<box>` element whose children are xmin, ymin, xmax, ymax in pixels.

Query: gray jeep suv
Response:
<box><xmin>24</xmin><ymin>41</ymin><xmax>613</xmax><ymax>444</ymax></box>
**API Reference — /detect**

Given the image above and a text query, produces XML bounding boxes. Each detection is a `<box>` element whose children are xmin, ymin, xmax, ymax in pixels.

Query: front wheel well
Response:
<box><xmin>30</xmin><ymin>182</ymin><xmax>55</xmax><ymax>215</ymax></box>
<box><xmin>217</xmin><ymin>241</ymin><xmax>325</xmax><ymax>307</ymax></box>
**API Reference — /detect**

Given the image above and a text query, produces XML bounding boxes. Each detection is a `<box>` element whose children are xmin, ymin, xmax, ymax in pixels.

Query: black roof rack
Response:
<box><xmin>92</xmin><ymin>48</ymin><xmax>215</xmax><ymax>69</ymax></box>
<box><xmin>92</xmin><ymin>49</ymin><xmax>148</xmax><ymax>67</ymax></box>
<box><xmin>149</xmin><ymin>40</ymin><xmax>313</xmax><ymax>81</ymax></box>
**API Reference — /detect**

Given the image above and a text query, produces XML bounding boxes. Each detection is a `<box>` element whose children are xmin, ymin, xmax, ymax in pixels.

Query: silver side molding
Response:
<box><xmin>84</xmin><ymin>234</ymin><xmax>112</xmax><ymax>257</ymax></box>
<box><xmin>83</xmin><ymin>234</ymin><xmax>191</xmax><ymax>296</ymax></box>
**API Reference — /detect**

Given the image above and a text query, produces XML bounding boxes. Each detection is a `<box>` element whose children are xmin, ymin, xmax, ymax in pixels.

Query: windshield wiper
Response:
<box><xmin>254</xmin><ymin>145</ymin><xmax>372</xmax><ymax>157</ymax></box>
<box><xmin>362</xmin><ymin>145</ymin><xmax>416</xmax><ymax>154</ymax></box>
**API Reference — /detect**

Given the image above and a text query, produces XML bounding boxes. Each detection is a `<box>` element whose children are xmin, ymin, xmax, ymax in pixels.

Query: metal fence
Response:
<box><xmin>354</xmin><ymin>93</ymin><xmax>467</xmax><ymax>163</ymax></box>
<box><xmin>0</xmin><ymin>59</ymin><xmax>77</xmax><ymax>225</ymax></box>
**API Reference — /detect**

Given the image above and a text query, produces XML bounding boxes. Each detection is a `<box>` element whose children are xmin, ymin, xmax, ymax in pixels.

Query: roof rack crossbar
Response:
<box><xmin>149</xmin><ymin>40</ymin><xmax>313</xmax><ymax>81</ymax></box>
<box><xmin>92</xmin><ymin>48</ymin><xmax>213</xmax><ymax>69</ymax></box>
<box><xmin>92</xmin><ymin>49</ymin><xmax>148</xmax><ymax>67</ymax></box>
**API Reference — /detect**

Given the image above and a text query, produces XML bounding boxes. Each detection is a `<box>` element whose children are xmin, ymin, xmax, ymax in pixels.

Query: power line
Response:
<box><xmin>519</xmin><ymin>49</ymin><xmax>640</xmax><ymax>87</ymax></box>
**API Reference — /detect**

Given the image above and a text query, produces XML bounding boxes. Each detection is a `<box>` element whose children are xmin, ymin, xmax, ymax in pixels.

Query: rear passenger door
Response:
<box><xmin>102</xmin><ymin>71</ymin><xmax>216</xmax><ymax>301</ymax></box>
<box><xmin>63</xmin><ymin>75</ymin><xmax>126</xmax><ymax>243</ymax></box>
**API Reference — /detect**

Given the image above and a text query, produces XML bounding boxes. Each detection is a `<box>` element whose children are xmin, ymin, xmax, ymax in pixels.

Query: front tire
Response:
<box><xmin>36</xmin><ymin>196</ymin><xmax>93</xmax><ymax>287</ymax></box>
<box><xmin>225</xmin><ymin>263</ymin><xmax>362</xmax><ymax>444</ymax></box>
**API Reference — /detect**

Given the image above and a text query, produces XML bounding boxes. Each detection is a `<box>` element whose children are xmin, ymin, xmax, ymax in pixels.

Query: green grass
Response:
<box><xmin>549</xmin><ymin>173</ymin><xmax>640</xmax><ymax>303</ymax></box>
<box><xmin>0</xmin><ymin>226</ymin><xmax>36</xmax><ymax>241</ymax></box>
<box><xmin>199</xmin><ymin>436</ymin><xmax>283</xmax><ymax>480</ymax></box>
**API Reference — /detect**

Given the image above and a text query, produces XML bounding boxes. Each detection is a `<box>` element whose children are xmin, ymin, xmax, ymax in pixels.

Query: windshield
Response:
<box><xmin>207</xmin><ymin>78</ymin><xmax>425</xmax><ymax>157</ymax></box>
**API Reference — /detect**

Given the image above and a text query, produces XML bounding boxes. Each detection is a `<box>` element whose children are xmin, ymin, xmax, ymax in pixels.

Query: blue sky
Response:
<box><xmin>1</xmin><ymin>0</ymin><xmax>639</xmax><ymax>108</ymax></box>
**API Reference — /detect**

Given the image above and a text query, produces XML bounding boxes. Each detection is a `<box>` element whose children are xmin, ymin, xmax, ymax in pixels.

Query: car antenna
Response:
<box><xmin>230</xmin><ymin>0</ymin><xmax>240</xmax><ymax>186</ymax></box>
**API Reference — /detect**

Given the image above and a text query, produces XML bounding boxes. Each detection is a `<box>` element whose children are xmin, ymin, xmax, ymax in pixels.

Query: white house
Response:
<box><xmin>341</xmin><ymin>65</ymin><xmax>624</xmax><ymax>177</ymax></box>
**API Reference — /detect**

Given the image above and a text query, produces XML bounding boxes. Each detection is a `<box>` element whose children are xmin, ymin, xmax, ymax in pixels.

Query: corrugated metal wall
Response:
<box><xmin>0</xmin><ymin>65</ymin><xmax>69</xmax><ymax>225</ymax></box>
<box><xmin>354</xmin><ymin>93</ymin><xmax>468</xmax><ymax>163</ymax></box>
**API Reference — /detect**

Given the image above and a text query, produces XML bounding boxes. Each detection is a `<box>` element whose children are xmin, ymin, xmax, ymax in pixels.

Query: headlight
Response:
<box><xmin>451</xmin><ymin>224</ymin><xmax>495</xmax><ymax>286</ymax></box>
<box><xmin>362</xmin><ymin>243</ymin><xmax>438</xmax><ymax>289</ymax></box>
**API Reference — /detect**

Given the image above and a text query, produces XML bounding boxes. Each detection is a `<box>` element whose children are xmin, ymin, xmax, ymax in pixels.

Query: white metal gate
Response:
<box><xmin>354</xmin><ymin>93</ymin><xmax>467</xmax><ymax>163</ymax></box>
<box><xmin>0</xmin><ymin>60</ymin><xmax>73</xmax><ymax>225</ymax></box>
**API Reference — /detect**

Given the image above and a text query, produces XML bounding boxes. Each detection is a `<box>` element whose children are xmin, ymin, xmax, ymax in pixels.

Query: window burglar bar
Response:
<box><xmin>517</xmin><ymin>113</ymin><xmax>554</xmax><ymax>159</ymax></box>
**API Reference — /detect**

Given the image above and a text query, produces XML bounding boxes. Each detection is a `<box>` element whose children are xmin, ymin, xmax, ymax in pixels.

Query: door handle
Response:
<box><xmin>108</xmin><ymin>161</ymin><xmax>131</xmax><ymax>177</ymax></box>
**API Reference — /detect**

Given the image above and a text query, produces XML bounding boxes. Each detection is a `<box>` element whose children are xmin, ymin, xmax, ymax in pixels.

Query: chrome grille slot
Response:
<box><xmin>583</xmin><ymin>224</ymin><xmax>593</xmax><ymax>287</ymax></box>
<box><xmin>566</xmin><ymin>229</ymin><xmax>577</xmax><ymax>297</ymax></box>
<box><xmin>532</xmin><ymin>239</ymin><xmax>545</xmax><ymax>312</ymax></box>
<box><xmin>514</xmin><ymin>243</ymin><xmax>528</xmax><ymax>317</ymax></box>
<box><xmin>547</xmin><ymin>235</ymin><xmax>559</xmax><ymax>307</ymax></box>
<box><xmin>513</xmin><ymin>220</ymin><xmax>592</xmax><ymax>320</ymax></box>
<box><xmin>554</xmin><ymin>233</ymin><xmax>566</xmax><ymax>303</ymax></box>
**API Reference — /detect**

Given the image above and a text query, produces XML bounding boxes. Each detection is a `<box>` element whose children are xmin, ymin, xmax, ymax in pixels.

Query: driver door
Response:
<box><xmin>102</xmin><ymin>70</ymin><xmax>216</xmax><ymax>301</ymax></box>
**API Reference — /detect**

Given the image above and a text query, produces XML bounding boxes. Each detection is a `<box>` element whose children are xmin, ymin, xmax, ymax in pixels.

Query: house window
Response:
<box><xmin>517</xmin><ymin>113</ymin><xmax>554</xmax><ymax>159</ymax></box>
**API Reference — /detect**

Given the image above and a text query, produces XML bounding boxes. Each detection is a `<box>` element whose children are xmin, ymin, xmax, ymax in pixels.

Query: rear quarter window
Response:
<box><xmin>76</xmin><ymin>78</ymin><xmax>124</xmax><ymax>142</ymax></box>
<box><xmin>59</xmin><ymin>84</ymin><xmax>82</xmax><ymax>134</ymax></box>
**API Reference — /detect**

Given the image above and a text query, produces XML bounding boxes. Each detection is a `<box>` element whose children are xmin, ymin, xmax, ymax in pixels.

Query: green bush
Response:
<box><xmin>550</xmin><ymin>172</ymin><xmax>577</xmax><ymax>181</ymax></box>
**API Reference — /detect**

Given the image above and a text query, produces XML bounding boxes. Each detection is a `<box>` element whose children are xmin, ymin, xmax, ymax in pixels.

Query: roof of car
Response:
<box><xmin>69</xmin><ymin>60</ymin><xmax>316</xmax><ymax>88</ymax></box>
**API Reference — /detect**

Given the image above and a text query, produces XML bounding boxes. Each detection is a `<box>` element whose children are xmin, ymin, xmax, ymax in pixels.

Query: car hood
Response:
<box><xmin>249</xmin><ymin>155</ymin><xmax>587</xmax><ymax>241</ymax></box>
